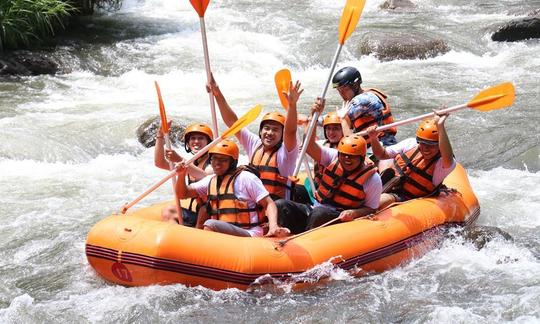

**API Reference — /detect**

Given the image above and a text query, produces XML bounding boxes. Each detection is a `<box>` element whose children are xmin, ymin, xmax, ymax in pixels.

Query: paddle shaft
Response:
<box><xmin>303</xmin><ymin>158</ymin><xmax>315</xmax><ymax>193</ymax></box>
<box><xmin>198</xmin><ymin>17</ymin><xmax>219</xmax><ymax>138</ymax></box>
<box><xmin>293</xmin><ymin>44</ymin><xmax>343</xmax><ymax>177</ymax></box>
<box><xmin>278</xmin><ymin>217</ymin><xmax>340</xmax><ymax>247</ymax></box>
<box><xmin>120</xmin><ymin>135</ymin><xmax>222</xmax><ymax>214</ymax></box>
<box><xmin>356</xmin><ymin>100</ymin><xmax>484</xmax><ymax>137</ymax></box>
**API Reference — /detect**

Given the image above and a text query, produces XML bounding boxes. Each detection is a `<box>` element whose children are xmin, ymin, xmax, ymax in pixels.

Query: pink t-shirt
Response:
<box><xmin>239</xmin><ymin>129</ymin><xmax>299</xmax><ymax>199</ymax></box>
<box><xmin>190</xmin><ymin>171</ymin><xmax>269</xmax><ymax>237</ymax></box>
<box><xmin>316</xmin><ymin>146</ymin><xmax>382</xmax><ymax>210</ymax></box>
<box><xmin>384</xmin><ymin>138</ymin><xmax>456</xmax><ymax>186</ymax></box>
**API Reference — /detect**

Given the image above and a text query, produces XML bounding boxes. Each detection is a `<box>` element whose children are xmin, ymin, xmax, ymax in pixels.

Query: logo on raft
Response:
<box><xmin>111</xmin><ymin>262</ymin><xmax>133</xmax><ymax>282</ymax></box>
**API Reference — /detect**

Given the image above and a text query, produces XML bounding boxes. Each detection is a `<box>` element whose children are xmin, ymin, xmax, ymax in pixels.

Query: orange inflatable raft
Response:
<box><xmin>86</xmin><ymin>163</ymin><xmax>479</xmax><ymax>290</ymax></box>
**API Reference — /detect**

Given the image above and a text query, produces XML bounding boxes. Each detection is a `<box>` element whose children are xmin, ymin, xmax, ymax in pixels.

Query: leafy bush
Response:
<box><xmin>0</xmin><ymin>0</ymin><xmax>74</xmax><ymax>50</ymax></box>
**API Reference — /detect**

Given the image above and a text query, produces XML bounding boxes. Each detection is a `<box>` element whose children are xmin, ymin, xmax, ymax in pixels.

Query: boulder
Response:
<box><xmin>379</xmin><ymin>0</ymin><xmax>416</xmax><ymax>10</ymax></box>
<box><xmin>462</xmin><ymin>225</ymin><xmax>514</xmax><ymax>250</ymax></box>
<box><xmin>358</xmin><ymin>33</ymin><xmax>450</xmax><ymax>61</ymax></box>
<box><xmin>0</xmin><ymin>51</ymin><xmax>59</xmax><ymax>76</ymax></box>
<box><xmin>528</xmin><ymin>9</ymin><xmax>540</xmax><ymax>17</ymax></box>
<box><xmin>491</xmin><ymin>17</ymin><xmax>540</xmax><ymax>42</ymax></box>
<box><xmin>136</xmin><ymin>116</ymin><xmax>186</xmax><ymax>148</ymax></box>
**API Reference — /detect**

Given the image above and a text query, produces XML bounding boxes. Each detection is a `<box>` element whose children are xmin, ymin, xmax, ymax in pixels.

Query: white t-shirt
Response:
<box><xmin>315</xmin><ymin>146</ymin><xmax>382</xmax><ymax>210</ymax></box>
<box><xmin>191</xmin><ymin>170</ymin><xmax>269</xmax><ymax>237</ymax></box>
<box><xmin>384</xmin><ymin>138</ymin><xmax>456</xmax><ymax>186</ymax></box>
<box><xmin>239</xmin><ymin>129</ymin><xmax>299</xmax><ymax>199</ymax></box>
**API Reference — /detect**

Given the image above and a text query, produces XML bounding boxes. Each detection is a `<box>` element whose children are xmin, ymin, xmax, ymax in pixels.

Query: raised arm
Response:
<box><xmin>339</xmin><ymin>101</ymin><xmax>353</xmax><ymax>136</ymax></box>
<box><xmin>174</xmin><ymin>164</ymin><xmax>199</xmax><ymax>199</ymax></box>
<box><xmin>154</xmin><ymin>121</ymin><xmax>177</xmax><ymax>170</ymax></box>
<box><xmin>367</xmin><ymin>125</ymin><xmax>391</xmax><ymax>160</ymax></box>
<box><xmin>206</xmin><ymin>74</ymin><xmax>238</xmax><ymax>128</ymax></box>
<box><xmin>154</xmin><ymin>136</ymin><xmax>169</xmax><ymax>170</ymax></box>
<box><xmin>434</xmin><ymin>110</ymin><xmax>454</xmax><ymax>168</ymax></box>
<box><xmin>305</xmin><ymin>98</ymin><xmax>324</xmax><ymax>163</ymax></box>
<box><xmin>283</xmin><ymin>80</ymin><xmax>303</xmax><ymax>151</ymax></box>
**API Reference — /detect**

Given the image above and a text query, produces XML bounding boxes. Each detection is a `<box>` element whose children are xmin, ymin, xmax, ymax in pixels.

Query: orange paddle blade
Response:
<box><xmin>220</xmin><ymin>104</ymin><xmax>262</xmax><ymax>139</ymax></box>
<box><xmin>154</xmin><ymin>81</ymin><xmax>169</xmax><ymax>134</ymax></box>
<box><xmin>468</xmin><ymin>82</ymin><xmax>515</xmax><ymax>112</ymax></box>
<box><xmin>274</xmin><ymin>69</ymin><xmax>292</xmax><ymax>110</ymax></box>
<box><xmin>190</xmin><ymin>0</ymin><xmax>210</xmax><ymax>17</ymax></box>
<box><xmin>338</xmin><ymin>0</ymin><xmax>366</xmax><ymax>45</ymax></box>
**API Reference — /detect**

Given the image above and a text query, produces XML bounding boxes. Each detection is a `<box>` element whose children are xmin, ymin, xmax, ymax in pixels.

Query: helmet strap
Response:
<box><xmin>351</xmin><ymin>83</ymin><xmax>361</xmax><ymax>96</ymax></box>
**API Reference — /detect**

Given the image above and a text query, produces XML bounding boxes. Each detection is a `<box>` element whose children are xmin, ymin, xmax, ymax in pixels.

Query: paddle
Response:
<box><xmin>121</xmin><ymin>104</ymin><xmax>263</xmax><ymax>214</ymax></box>
<box><xmin>274</xmin><ymin>69</ymin><xmax>316</xmax><ymax>194</ymax></box>
<box><xmin>355</xmin><ymin>82</ymin><xmax>516</xmax><ymax>137</ymax></box>
<box><xmin>154</xmin><ymin>81</ymin><xmax>183</xmax><ymax>224</ymax></box>
<box><xmin>275</xmin><ymin>68</ymin><xmax>291</xmax><ymax>110</ymax></box>
<box><xmin>277</xmin><ymin>211</ymin><xmax>374</xmax><ymax>247</ymax></box>
<box><xmin>292</xmin><ymin>0</ymin><xmax>366</xmax><ymax>179</ymax></box>
<box><xmin>189</xmin><ymin>0</ymin><xmax>218</xmax><ymax>138</ymax></box>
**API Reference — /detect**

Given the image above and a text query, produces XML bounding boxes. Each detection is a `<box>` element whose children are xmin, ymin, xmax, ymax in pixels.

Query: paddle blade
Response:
<box><xmin>221</xmin><ymin>104</ymin><xmax>263</xmax><ymax>139</ymax></box>
<box><xmin>338</xmin><ymin>0</ymin><xmax>366</xmax><ymax>44</ymax></box>
<box><xmin>468</xmin><ymin>82</ymin><xmax>515</xmax><ymax>112</ymax></box>
<box><xmin>154</xmin><ymin>81</ymin><xmax>169</xmax><ymax>134</ymax></box>
<box><xmin>189</xmin><ymin>0</ymin><xmax>210</xmax><ymax>17</ymax></box>
<box><xmin>274</xmin><ymin>69</ymin><xmax>292</xmax><ymax>110</ymax></box>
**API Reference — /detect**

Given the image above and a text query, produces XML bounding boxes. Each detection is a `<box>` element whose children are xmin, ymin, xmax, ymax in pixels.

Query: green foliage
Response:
<box><xmin>0</xmin><ymin>0</ymin><xmax>74</xmax><ymax>51</ymax></box>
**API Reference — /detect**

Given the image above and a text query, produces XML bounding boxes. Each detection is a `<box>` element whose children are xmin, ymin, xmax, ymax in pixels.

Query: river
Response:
<box><xmin>1</xmin><ymin>0</ymin><xmax>539</xmax><ymax>322</ymax></box>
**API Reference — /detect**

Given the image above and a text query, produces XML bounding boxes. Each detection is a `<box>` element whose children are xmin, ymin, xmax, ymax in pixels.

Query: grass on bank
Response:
<box><xmin>0</xmin><ymin>0</ymin><xmax>122</xmax><ymax>51</ymax></box>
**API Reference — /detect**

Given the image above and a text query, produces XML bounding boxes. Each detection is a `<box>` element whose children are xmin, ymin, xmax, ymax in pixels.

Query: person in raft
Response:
<box><xmin>174</xmin><ymin>140</ymin><xmax>290</xmax><ymax>237</ymax></box>
<box><xmin>366</xmin><ymin>110</ymin><xmax>455</xmax><ymax>210</ymax></box>
<box><xmin>155</xmin><ymin>122</ymin><xmax>214</xmax><ymax>226</ymax></box>
<box><xmin>276</xmin><ymin>99</ymin><xmax>382</xmax><ymax>234</ymax></box>
<box><xmin>312</xmin><ymin>111</ymin><xmax>344</xmax><ymax>190</ymax></box>
<box><xmin>332</xmin><ymin>66</ymin><xmax>397</xmax><ymax>147</ymax></box>
<box><xmin>206</xmin><ymin>75</ymin><xmax>302</xmax><ymax>201</ymax></box>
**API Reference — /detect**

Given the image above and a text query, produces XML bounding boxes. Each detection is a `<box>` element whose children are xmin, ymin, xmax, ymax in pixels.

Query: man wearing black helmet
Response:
<box><xmin>333</xmin><ymin>66</ymin><xmax>397</xmax><ymax>147</ymax></box>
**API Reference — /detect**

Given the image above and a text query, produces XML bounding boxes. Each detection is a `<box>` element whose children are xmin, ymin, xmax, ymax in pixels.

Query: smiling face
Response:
<box><xmin>259</xmin><ymin>121</ymin><xmax>283</xmax><ymax>148</ymax></box>
<box><xmin>325</xmin><ymin>124</ymin><xmax>343</xmax><ymax>144</ymax></box>
<box><xmin>336</xmin><ymin>84</ymin><xmax>356</xmax><ymax>101</ymax></box>
<box><xmin>210</xmin><ymin>153</ymin><xmax>232</xmax><ymax>176</ymax></box>
<box><xmin>188</xmin><ymin>133</ymin><xmax>210</xmax><ymax>154</ymax></box>
<box><xmin>338</xmin><ymin>152</ymin><xmax>363</xmax><ymax>172</ymax></box>
<box><xmin>418</xmin><ymin>141</ymin><xmax>440</xmax><ymax>160</ymax></box>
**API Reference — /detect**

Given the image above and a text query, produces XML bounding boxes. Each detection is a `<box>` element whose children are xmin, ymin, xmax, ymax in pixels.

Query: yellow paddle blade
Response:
<box><xmin>154</xmin><ymin>81</ymin><xmax>169</xmax><ymax>134</ymax></box>
<box><xmin>338</xmin><ymin>0</ymin><xmax>366</xmax><ymax>45</ymax></box>
<box><xmin>189</xmin><ymin>0</ymin><xmax>210</xmax><ymax>17</ymax></box>
<box><xmin>274</xmin><ymin>68</ymin><xmax>292</xmax><ymax>110</ymax></box>
<box><xmin>468</xmin><ymin>82</ymin><xmax>515</xmax><ymax>112</ymax></box>
<box><xmin>221</xmin><ymin>104</ymin><xmax>263</xmax><ymax>139</ymax></box>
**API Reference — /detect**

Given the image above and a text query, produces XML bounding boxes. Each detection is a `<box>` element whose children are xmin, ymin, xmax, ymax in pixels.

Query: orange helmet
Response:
<box><xmin>260</xmin><ymin>112</ymin><xmax>286</xmax><ymax>128</ymax></box>
<box><xmin>184</xmin><ymin>123</ymin><xmax>214</xmax><ymax>142</ymax></box>
<box><xmin>209</xmin><ymin>140</ymin><xmax>239</xmax><ymax>160</ymax></box>
<box><xmin>416</xmin><ymin>119</ymin><xmax>439</xmax><ymax>144</ymax></box>
<box><xmin>337</xmin><ymin>134</ymin><xmax>367</xmax><ymax>157</ymax></box>
<box><xmin>323</xmin><ymin>112</ymin><xmax>341</xmax><ymax>127</ymax></box>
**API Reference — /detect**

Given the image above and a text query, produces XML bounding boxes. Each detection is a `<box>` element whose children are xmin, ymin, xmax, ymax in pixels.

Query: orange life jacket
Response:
<box><xmin>186</xmin><ymin>154</ymin><xmax>211</xmax><ymax>213</ymax></box>
<box><xmin>315</xmin><ymin>160</ymin><xmax>377</xmax><ymax>210</ymax></box>
<box><xmin>392</xmin><ymin>147</ymin><xmax>440</xmax><ymax>199</ymax></box>
<box><xmin>350</xmin><ymin>88</ymin><xmax>397</xmax><ymax>137</ymax></box>
<box><xmin>249</xmin><ymin>143</ymin><xmax>291</xmax><ymax>200</ymax></box>
<box><xmin>206</xmin><ymin>169</ymin><xmax>265</xmax><ymax>229</ymax></box>
<box><xmin>314</xmin><ymin>140</ymin><xmax>338</xmax><ymax>190</ymax></box>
